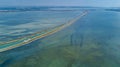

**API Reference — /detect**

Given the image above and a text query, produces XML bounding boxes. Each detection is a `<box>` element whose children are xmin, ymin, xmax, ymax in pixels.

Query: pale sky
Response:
<box><xmin>0</xmin><ymin>0</ymin><xmax>120</xmax><ymax>7</ymax></box>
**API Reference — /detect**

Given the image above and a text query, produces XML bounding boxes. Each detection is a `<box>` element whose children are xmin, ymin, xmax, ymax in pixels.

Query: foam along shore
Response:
<box><xmin>0</xmin><ymin>11</ymin><xmax>88</xmax><ymax>52</ymax></box>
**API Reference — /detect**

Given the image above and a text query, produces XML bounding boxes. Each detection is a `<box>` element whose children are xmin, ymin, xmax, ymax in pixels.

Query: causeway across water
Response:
<box><xmin>0</xmin><ymin>11</ymin><xmax>88</xmax><ymax>52</ymax></box>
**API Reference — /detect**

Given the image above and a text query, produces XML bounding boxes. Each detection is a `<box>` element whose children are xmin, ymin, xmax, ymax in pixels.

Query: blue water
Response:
<box><xmin>0</xmin><ymin>10</ymin><xmax>82</xmax><ymax>42</ymax></box>
<box><xmin>0</xmin><ymin>7</ymin><xmax>120</xmax><ymax>67</ymax></box>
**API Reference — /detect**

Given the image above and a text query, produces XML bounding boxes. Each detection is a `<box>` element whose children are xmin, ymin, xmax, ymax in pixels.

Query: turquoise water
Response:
<box><xmin>0</xmin><ymin>11</ymin><xmax>82</xmax><ymax>42</ymax></box>
<box><xmin>0</xmin><ymin>8</ymin><xmax>120</xmax><ymax>67</ymax></box>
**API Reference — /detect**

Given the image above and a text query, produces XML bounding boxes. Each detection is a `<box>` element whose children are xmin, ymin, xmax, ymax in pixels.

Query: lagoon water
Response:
<box><xmin>0</xmin><ymin>7</ymin><xmax>120</xmax><ymax>67</ymax></box>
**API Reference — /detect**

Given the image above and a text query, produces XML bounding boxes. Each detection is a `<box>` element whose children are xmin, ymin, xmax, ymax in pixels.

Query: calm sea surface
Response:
<box><xmin>0</xmin><ymin>8</ymin><xmax>120</xmax><ymax>67</ymax></box>
<box><xmin>0</xmin><ymin>10</ymin><xmax>82</xmax><ymax>42</ymax></box>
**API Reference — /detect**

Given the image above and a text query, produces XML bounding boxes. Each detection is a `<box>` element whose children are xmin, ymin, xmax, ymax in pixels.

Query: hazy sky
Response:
<box><xmin>0</xmin><ymin>0</ymin><xmax>119</xmax><ymax>7</ymax></box>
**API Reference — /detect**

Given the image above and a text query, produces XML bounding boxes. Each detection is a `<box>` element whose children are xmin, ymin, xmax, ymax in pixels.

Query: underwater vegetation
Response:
<box><xmin>0</xmin><ymin>8</ymin><xmax>120</xmax><ymax>67</ymax></box>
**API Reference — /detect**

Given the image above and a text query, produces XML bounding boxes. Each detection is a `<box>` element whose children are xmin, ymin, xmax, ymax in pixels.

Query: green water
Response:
<box><xmin>0</xmin><ymin>10</ymin><xmax>120</xmax><ymax>67</ymax></box>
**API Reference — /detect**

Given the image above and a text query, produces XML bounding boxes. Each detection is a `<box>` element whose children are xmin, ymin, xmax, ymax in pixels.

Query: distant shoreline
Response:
<box><xmin>105</xmin><ymin>9</ymin><xmax>120</xmax><ymax>12</ymax></box>
<box><xmin>0</xmin><ymin>6</ymin><xmax>98</xmax><ymax>12</ymax></box>
<box><xmin>0</xmin><ymin>10</ymin><xmax>79</xmax><ymax>12</ymax></box>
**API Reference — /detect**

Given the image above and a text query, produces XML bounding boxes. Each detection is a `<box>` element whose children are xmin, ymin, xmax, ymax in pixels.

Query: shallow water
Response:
<box><xmin>0</xmin><ymin>9</ymin><xmax>120</xmax><ymax>67</ymax></box>
<box><xmin>0</xmin><ymin>11</ymin><xmax>82</xmax><ymax>42</ymax></box>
